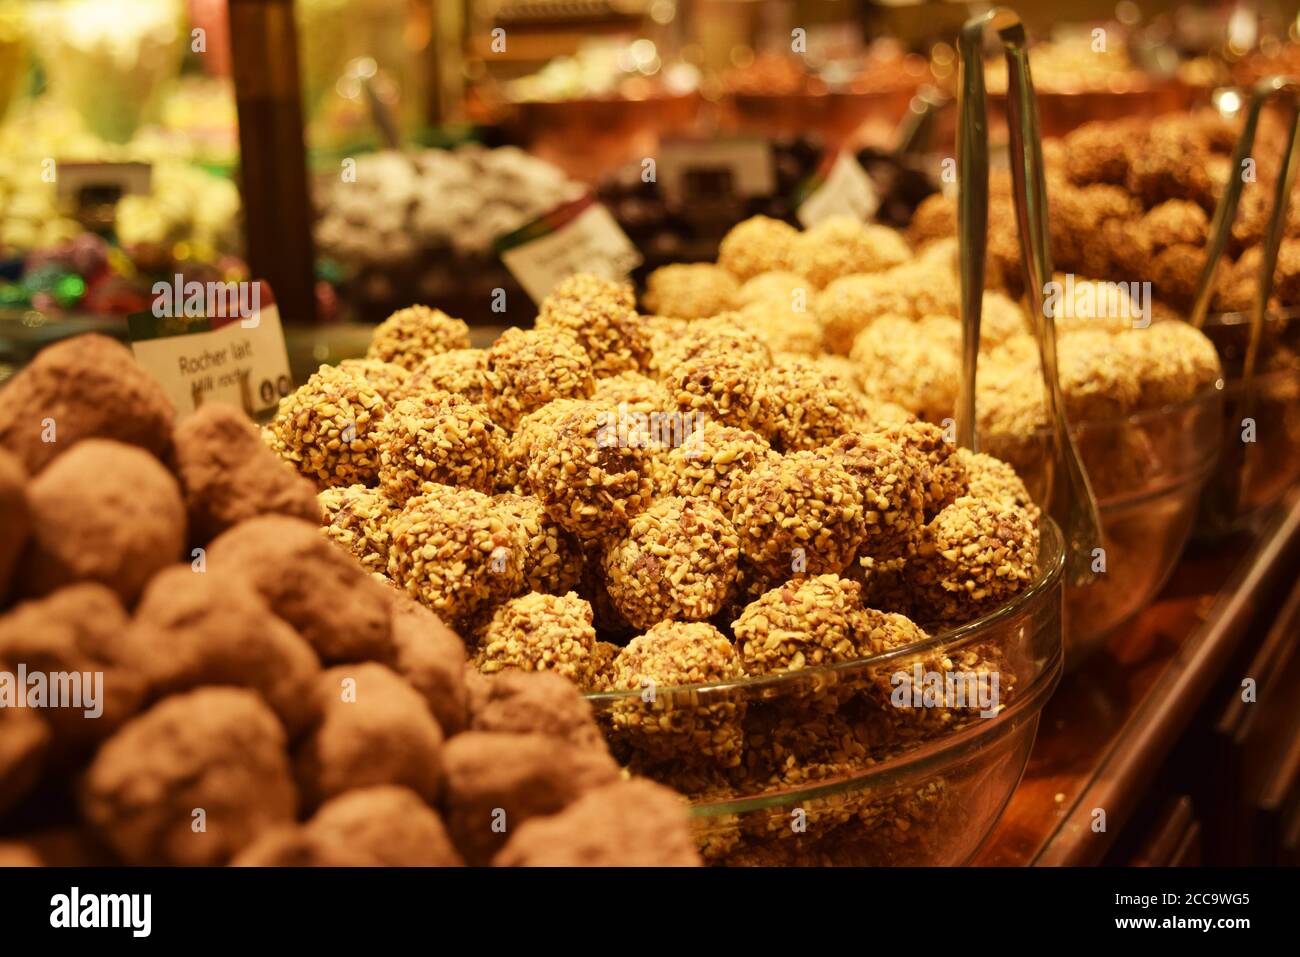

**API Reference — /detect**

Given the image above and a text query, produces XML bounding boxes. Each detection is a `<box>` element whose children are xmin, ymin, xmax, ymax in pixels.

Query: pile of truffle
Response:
<box><xmin>909</xmin><ymin>109</ymin><xmax>1300</xmax><ymax>316</ymax></box>
<box><xmin>0</xmin><ymin>334</ymin><xmax>700</xmax><ymax>867</ymax></box>
<box><xmin>264</xmin><ymin>279</ymin><xmax>1044</xmax><ymax>864</ymax></box>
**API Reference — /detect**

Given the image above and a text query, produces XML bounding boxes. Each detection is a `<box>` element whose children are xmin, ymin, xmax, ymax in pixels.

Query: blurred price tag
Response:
<box><xmin>498</xmin><ymin>196</ymin><xmax>642</xmax><ymax>304</ymax></box>
<box><xmin>56</xmin><ymin>161</ymin><xmax>152</xmax><ymax>206</ymax></box>
<box><xmin>127</xmin><ymin>280</ymin><xmax>293</xmax><ymax>420</ymax></box>
<box><xmin>657</xmin><ymin>137</ymin><xmax>775</xmax><ymax>204</ymax></box>
<box><xmin>797</xmin><ymin>151</ymin><xmax>879</xmax><ymax>227</ymax></box>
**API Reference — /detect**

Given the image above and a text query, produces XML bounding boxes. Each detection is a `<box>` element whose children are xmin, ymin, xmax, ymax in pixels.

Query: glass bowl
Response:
<box><xmin>584</xmin><ymin>520</ymin><xmax>1065</xmax><ymax>866</ymax></box>
<box><xmin>1197</xmin><ymin>310</ymin><xmax>1300</xmax><ymax>534</ymax></box>
<box><xmin>983</xmin><ymin>384</ymin><xmax>1224</xmax><ymax>667</ymax></box>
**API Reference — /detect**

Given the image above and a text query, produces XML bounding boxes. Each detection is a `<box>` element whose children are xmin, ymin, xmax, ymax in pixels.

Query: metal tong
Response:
<box><xmin>1189</xmin><ymin>76</ymin><xmax>1300</xmax><ymax>520</ymax></box>
<box><xmin>955</xmin><ymin>8</ymin><xmax>1103</xmax><ymax>587</ymax></box>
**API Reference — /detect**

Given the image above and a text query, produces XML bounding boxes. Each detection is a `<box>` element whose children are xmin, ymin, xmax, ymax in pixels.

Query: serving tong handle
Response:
<box><xmin>1190</xmin><ymin>76</ymin><xmax>1300</xmax><ymax>518</ymax></box>
<box><xmin>956</xmin><ymin>8</ymin><xmax>1102</xmax><ymax>587</ymax></box>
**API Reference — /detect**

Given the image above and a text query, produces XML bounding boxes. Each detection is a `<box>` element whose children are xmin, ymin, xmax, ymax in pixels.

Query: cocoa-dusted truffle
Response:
<box><xmin>608</xmin><ymin>620</ymin><xmax>747</xmax><ymax>766</ymax></box>
<box><xmin>20</xmin><ymin>439</ymin><xmax>185</xmax><ymax>603</ymax></box>
<box><xmin>534</xmin><ymin>273</ymin><xmax>650</xmax><ymax>377</ymax></box>
<box><xmin>441</xmin><ymin>731</ymin><xmax>619</xmax><ymax>865</ymax></box>
<box><xmin>467</xmin><ymin>669</ymin><xmax>606</xmax><ymax>752</ymax></box>
<box><xmin>375</xmin><ymin>391</ymin><xmax>503</xmax><ymax>500</ymax></box>
<box><xmin>494</xmin><ymin>779</ymin><xmax>700</xmax><ymax>867</ymax></box>
<box><xmin>522</xmin><ymin>399</ymin><xmax>655</xmax><ymax>543</ymax></box>
<box><xmin>0</xmin><ymin>449</ymin><xmax>28</xmax><ymax>601</ymax></box>
<box><xmin>0</xmin><ymin>584</ymin><xmax>144</xmax><ymax>747</ymax></box>
<box><xmin>0</xmin><ymin>707</ymin><xmax>49</xmax><ymax>817</ymax></box>
<box><xmin>643</xmin><ymin>263</ymin><xmax>739</xmax><ymax>319</ymax></box>
<box><xmin>295</xmin><ymin>663</ymin><xmax>444</xmax><ymax>808</ymax></box>
<box><xmin>385</xmin><ymin>587</ymin><xmax>469</xmax><ymax>736</ymax></box>
<box><xmin>791</xmin><ymin>217</ymin><xmax>910</xmax><ymax>288</ymax></box>
<box><xmin>0</xmin><ymin>333</ymin><xmax>174</xmax><ymax>475</ymax></box>
<box><xmin>666</xmin><ymin>352</ymin><xmax>770</xmax><ymax>434</ymax></box>
<box><xmin>717</xmin><ymin>215</ymin><xmax>798</xmax><ymax>279</ymax></box>
<box><xmin>208</xmin><ymin>515</ymin><xmax>394</xmax><ymax>664</ymax></box>
<box><xmin>492</xmin><ymin>492</ymin><xmax>583</xmax><ymax>595</ymax></box>
<box><xmin>128</xmin><ymin>566</ymin><xmax>321</xmax><ymax>734</ymax></box>
<box><xmin>318</xmin><ymin>484</ymin><xmax>395</xmax><ymax>573</ymax></box>
<box><xmin>336</xmin><ymin>357</ymin><xmax>412</xmax><ymax>402</ymax></box>
<box><xmin>399</xmin><ymin>348</ymin><xmax>489</xmax><ymax>405</ymax></box>
<box><xmin>825</xmin><ymin>430</ymin><xmax>926</xmax><ymax>559</ymax></box>
<box><xmin>264</xmin><ymin>363</ymin><xmax>388</xmax><ymax>488</ymax></box>
<box><xmin>474</xmin><ymin>592</ymin><xmax>598</xmax><ymax>684</ymax></box>
<box><xmin>386</xmin><ymin>484</ymin><xmax>526</xmax><ymax>626</ymax></box>
<box><xmin>732</xmin><ymin>574</ymin><xmax>868</xmax><ymax>674</ymax></box>
<box><xmin>603</xmin><ymin>496</ymin><xmax>740</xmax><ymax>630</ymax></box>
<box><xmin>731</xmin><ymin>450</ymin><xmax>867</xmax><ymax>579</ymax></box>
<box><xmin>307</xmin><ymin>785</ymin><xmax>462</xmax><ymax>866</ymax></box>
<box><xmin>761</xmin><ymin>356</ymin><xmax>869</xmax><ymax>451</ymax></box>
<box><xmin>171</xmin><ymin>402</ymin><xmax>320</xmax><ymax>543</ymax></box>
<box><xmin>82</xmin><ymin>687</ymin><xmax>297</xmax><ymax>865</ymax></box>
<box><xmin>482</xmin><ymin>327</ymin><xmax>595</xmax><ymax>430</ymax></box>
<box><xmin>911</xmin><ymin>496</ymin><xmax>1039</xmax><ymax>623</ymax></box>
<box><xmin>366</xmin><ymin>305</ymin><xmax>471</xmax><ymax>371</ymax></box>
<box><xmin>662</xmin><ymin>421</ymin><xmax>776</xmax><ymax>513</ymax></box>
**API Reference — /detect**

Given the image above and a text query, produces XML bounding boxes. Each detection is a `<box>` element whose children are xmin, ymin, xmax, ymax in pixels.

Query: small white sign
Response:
<box><xmin>56</xmin><ymin>161</ymin><xmax>152</xmax><ymax>202</ymax></box>
<box><xmin>501</xmin><ymin>202</ymin><xmax>642</xmax><ymax>304</ymax></box>
<box><xmin>657</xmin><ymin>137</ymin><xmax>775</xmax><ymax>203</ymax></box>
<box><xmin>129</xmin><ymin>302</ymin><xmax>294</xmax><ymax>420</ymax></box>
<box><xmin>798</xmin><ymin>151</ymin><xmax>880</xmax><ymax>228</ymax></box>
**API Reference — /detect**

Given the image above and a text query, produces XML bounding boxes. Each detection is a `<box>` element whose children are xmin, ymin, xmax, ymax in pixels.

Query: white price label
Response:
<box><xmin>129</xmin><ymin>296</ymin><xmax>294</xmax><ymax>420</ymax></box>
<box><xmin>657</xmin><ymin>138</ymin><xmax>775</xmax><ymax>203</ymax></box>
<box><xmin>500</xmin><ymin>200</ymin><xmax>642</xmax><ymax>305</ymax></box>
<box><xmin>797</xmin><ymin>152</ymin><xmax>880</xmax><ymax>228</ymax></box>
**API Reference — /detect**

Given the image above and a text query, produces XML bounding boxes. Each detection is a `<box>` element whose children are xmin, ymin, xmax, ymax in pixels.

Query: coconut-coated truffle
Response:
<box><xmin>817</xmin><ymin>274</ymin><xmax>914</xmax><ymax>354</ymax></box>
<box><xmin>735</xmin><ymin>269</ymin><xmax>811</xmax><ymax>308</ymax></box>
<box><xmin>467</xmin><ymin>669</ymin><xmax>606</xmax><ymax>752</ymax></box>
<box><xmin>0</xmin><ymin>584</ymin><xmax>143</xmax><ymax>747</ymax></box>
<box><xmin>522</xmin><ymin>399</ymin><xmax>656</xmax><ymax>543</ymax></box>
<box><xmin>386</xmin><ymin>484</ymin><xmax>526</xmax><ymax>626</ymax></box>
<box><xmin>336</xmin><ymin>358</ymin><xmax>412</xmax><ymax>402</ymax></box>
<box><xmin>643</xmin><ymin>263</ymin><xmax>739</xmax><ymax>319</ymax></box>
<box><xmin>849</xmin><ymin>317</ymin><xmax>961</xmax><ymax>423</ymax></box>
<box><xmin>399</xmin><ymin>349</ymin><xmax>490</xmax><ymax>405</ymax></box>
<box><xmin>295</xmin><ymin>663</ymin><xmax>444</xmax><ymax>808</ymax></box>
<box><xmin>482</xmin><ymin>327</ymin><xmax>595</xmax><ymax>430</ymax></box>
<box><xmin>0</xmin><ymin>701</ymin><xmax>49</xmax><ymax>817</ymax></box>
<box><xmin>911</xmin><ymin>496</ymin><xmax>1039</xmax><ymax>623</ymax></box>
<box><xmin>732</xmin><ymin>574</ymin><xmax>870</xmax><ymax>674</ymax></box>
<box><xmin>367</xmin><ymin>305</ymin><xmax>471</xmax><ymax>371</ymax></box>
<box><xmin>608</xmin><ymin>620</ymin><xmax>747</xmax><ymax>766</ymax></box>
<box><xmin>0</xmin><ymin>449</ymin><xmax>29</xmax><ymax>601</ymax></box>
<box><xmin>740</xmin><ymin>298</ymin><xmax>824</xmax><ymax>357</ymax></box>
<box><xmin>264</xmin><ymin>363</ymin><xmax>388</xmax><ymax>488</ymax></box>
<box><xmin>0</xmin><ymin>333</ymin><xmax>174</xmax><ymax>475</ymax></box>
<box><xmin>208</xmin><ymin>515</ymin><xmax>394</xmax><ymax>663</ymax></box>
<box><xmin>717</xmin><ymin>215</ymin><xmax>799</xmax><ymax>280</ymax></box>
<box><xmin>761</xmin><ymin>356</ymin><xmax>870</xmax><ymax>451</ymax></box>
<box><xmin>534</xmin><ymin>273</ymin><xmax>650</xmax><ymax>377</ymax></box>
<box><xmin>375</xmin><ymin>391</ymin><xmax>503</xmax><ymax>501</ymax></box>
<box><xmin>494</xmin><ymin>779</ymin><xmax>700</xmax><ymax>867</ymax></box>
<box><xmin>603</xmin><ymin>496</ymin><xmax>740</xmax><ymax>630</ymax></box>
<box><xmin>171</xmin><ymin>402</ymin><xmax>320</xmax><ymax>543</ymax></box>
<box><xmin>385</xmin><ymin>586</ymin><xmax>469</xmax><ymax>735</ymax></box>
<box><xmin>128</xmin><ymin>567</ymin><xmax>321</xmax><ymax>734</ymax></box>
<box><xmin>1057</xmin><ymin>329</ymin><xmax>1142</xmax><ymax>422</ymax></box>
<box><xmin>791</xmin><ymin>217</ymin><xmax>910</xmax><ymax>288</ymax></box>
<box><xmin>473</xmin><ymin>591</ymin><xmax>598</xmax><ymax>684</ymax></box>
<box><xmin>491</xmin><ymin>492</ymin><xmax>583</xmax><ymax>596</ymax></box>
<box><xmin>661</xmin><ymin>421</ymin><xmax>777</xmax><ymax>513</ymax></box>
<box><xmin>307</xmin><ymin>786</ymin><xmax>462</xmax><ymax>866</ymax></box>
<box><xmin>1124</xmin><ymin>319</ymin><xmax>1222</xmax><ymax>406</ymax></box>
<box><xmin>318</xmin><ymin>484</ymin><xmax>395</xmax><ymax>573</ymax></box>
<box><xmin>441</xmin><ymin>731</ymin><xmax>620</xmax><ymax>865</ymax></box>
<box><xmin>825</xmin><ymin>430</ymin><xmax>927</xmax><ymax>559</ymax></box>
<box><xmin>731</xmin><ymin>450</ymin><xmax>867</xmax><ymax>579</ymax></box>
<box><xmin>20</xmin><ymin>439</ymin><xmax>185</xmax><ymax>603</ymax></box>
<box><xmin>81</xmin><ymin>688</ymin><xmax>297</xmax><ymax>866</ymax></box>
